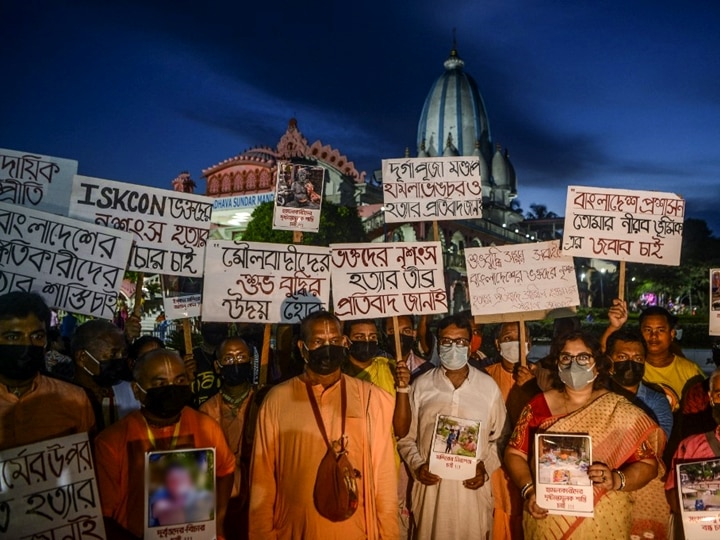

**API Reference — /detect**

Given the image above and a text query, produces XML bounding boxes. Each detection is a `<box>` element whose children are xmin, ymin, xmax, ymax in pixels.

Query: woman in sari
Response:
<box><xmin>504</xmin><ymin>330</ymin><xmax>667</xmax><ymax>539</ymax></box>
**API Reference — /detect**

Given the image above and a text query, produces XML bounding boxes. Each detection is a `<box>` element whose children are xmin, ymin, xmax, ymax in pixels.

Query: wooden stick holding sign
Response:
<box><xmin>393</xmin><ymin>316</ymin><xmax>404</xmax><ymax>365</ymax></box>
<box><xmin>133</xmin><ymin>273</ymin><xmax>144</xmax><ymax>318</ymax></box>
<box><xmin>518</xmin><ymin>321</ymin><xmax>527</xmax><ymax>367</ymax></box>
<box><xmin>618</xmin><ymin>261</ymin><xmax>626</xmax><ymax>302</ymax></box>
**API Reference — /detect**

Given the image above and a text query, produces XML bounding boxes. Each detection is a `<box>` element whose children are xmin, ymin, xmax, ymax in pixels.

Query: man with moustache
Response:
<box><xmin>249</xmin><ymin>311</ymin><xmax>398</xmax><ymax>539</ymax></box>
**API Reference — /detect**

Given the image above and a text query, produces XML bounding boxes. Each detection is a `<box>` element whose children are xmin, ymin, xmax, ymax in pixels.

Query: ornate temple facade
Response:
<box><xmin>202</xmin><ymin>118</ymin><xmax>366</xmax><ymax>238</ymax></box>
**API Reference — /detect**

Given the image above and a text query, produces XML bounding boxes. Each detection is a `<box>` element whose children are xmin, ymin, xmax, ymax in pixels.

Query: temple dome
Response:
<box><xmin>417</xmin><ymin>48</ymin><xmax>493</xmax><ymax>163</ymax></box>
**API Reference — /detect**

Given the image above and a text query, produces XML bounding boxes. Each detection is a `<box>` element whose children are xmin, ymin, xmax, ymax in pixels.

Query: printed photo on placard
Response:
<box><xmin>535</xmin><ymin>433</ymin><xmax>593</xmax><ymax>517</ymax></box>
<box><xmin>272</xmin><ymin>162</ymin><xmax>325</xmax><ymax>232</ymax></box>
<box><xmin>145</xmin><ymin>448</ymin><xmax>216</xmax><ymax>540</ymax></box>
<box><xmin>677</xmin><ymin>458</ymin><xmax>720</xmax><ymax>538</ymax></box>
<box><xmin>161</xmin><ymin>274</ymin><xmax>203</xmax><ymax>320</ymax></box>
<box><xmin>428</xmin><ymin>414</ymin><xmax>482</xmax><ymax>480</ymax></box>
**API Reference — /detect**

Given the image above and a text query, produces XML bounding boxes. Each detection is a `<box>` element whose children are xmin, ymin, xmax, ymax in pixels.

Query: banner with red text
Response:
<box><xmin>330</xmin><ymin>241</ymin><xmax>448</xmax><ymax>319</ymax></box>
<box><xmin>0</xmin><ymin>433</ymin><xmax>106</xmax><ymax>539</ymax></box>
<box><xmin>562</xmin><ymin>186</ymin><xmax>684</xmax><ymax>265</ymax></box>
<box><xmin>69</xmin><ymin>175</ymin><xmax>214</xmax><ymax>276</ymax></box>
<box><xmin>202</xmin><ymin>241</ymin><xmax>331</xmax><ymax>323</ymax></box>
<box><xmin>0</xmin><ymin>202</ymin><xmax>133</xmax><ymax>319</ymax></box>
<box><xmin>0</xmin><ymin>147</ymin><xmax>78</xmax><ymax>216</ymax></box>
<box><xmin>465</xmin><ymin>240</ymin><xmax>579</xmax><ymax>317</ymax></box>
<box><xmin>381</xmin><ymin>156</ymin><xmax>483</xmax><ymax>223</ymax></box>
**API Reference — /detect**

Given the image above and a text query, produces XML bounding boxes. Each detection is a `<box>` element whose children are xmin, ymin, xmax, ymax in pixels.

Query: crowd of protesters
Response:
<box><xmin>1</xmin><ymin>289</ymin><xmax>718</xmax><ymax>539</ymax></box>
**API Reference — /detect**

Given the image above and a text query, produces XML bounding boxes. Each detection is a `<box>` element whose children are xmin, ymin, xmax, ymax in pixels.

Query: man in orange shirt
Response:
<box><xmin>250</xmin><ymin>311</ymin><xmax>398</xmax><ymax>539</ymax></box>
<box><xmin>95</xmin><ymin>349</ymin><xmax>235</xmax><ymax>539</ymax></box>
<box><xmin>0</xmin><ymin>292</ymin><xmax>94</xmax><ymax>450</ymax></box>
<box><xmin>200</xmin><ymin>336</ymin><xmax>257</xmax><ymax>540</ymax></box>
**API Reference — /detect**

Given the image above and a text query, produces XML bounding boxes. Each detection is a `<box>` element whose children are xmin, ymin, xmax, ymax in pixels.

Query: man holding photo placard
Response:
<box><xmin>397</xmin><ymin>314</ymin><xmax>507</xmax><ymax>539</ymax></box>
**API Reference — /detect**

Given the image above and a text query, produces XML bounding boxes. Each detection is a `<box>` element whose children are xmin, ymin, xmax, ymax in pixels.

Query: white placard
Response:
<box><xmin>202</xmin><ymin>240</ymin><xmax>331</xmax><ymax>323</ymax></box>
<box><xmin>562</xmin><ymin>185</ymin><xmax>684</xmax><ymax>266</ymax></box>
<box><xmin>145</xmin><ymin>448</ymin><xmax>215</xmax><ymax>540</ymax></box>
<box><xmin>676</xmin><ymin>458</ymin><xmax>720</xmax><ymax>538</ymax></box>
<box><xmin>272</xmin><ymin>162</ymin><xmax>324</xmax><ymax>232</ymax></box>
<box><xmin>428</xmin><ymin>414</ymin><xmax>481</xmax><ymax>480</ymax></box>
<box><xmin>0</xmin><ymin>433</ymin><xmax>106</xmax><ymax>539</ymax></box>
<box><xmin>69</xmin><ymin>175</ymin><xmax>214</xmax><ymax>276</ymax></box>
<box><xmin>381</xmin><ymin>156</ymin><xmax>483</xmax><ymax>223</ymax></box>
<box><xmin>535</xmin><ymin>433</ymin><xmax>594</xmax><ymax>518</ymax></box>
<box><xmin>330</xmin><ymin>241</ymin><xmax>448</xmax><ymax>320</ymax></box>
<box><xmin>0</xmin><ymin>202</ymin><xmax>133</xmax><ymax>319</ymax></box>
<box><xmin>711</xmin><ymin>269</ymin><xmax>720</xmax><ymax>336</ymax></box>
<box><xmin>0</xmin><ymin>147</ymin><xmax>78</xmax><ymax>216</ymax></box>
<box><xmin>161</xmin><ymin>275</ymin><xmax>203</xmax><ymax>320</ymax></box>
<box><xmin>465</xmin><ymin>240</ymin><xmax>579</xmax><ymax>316</ymax></box>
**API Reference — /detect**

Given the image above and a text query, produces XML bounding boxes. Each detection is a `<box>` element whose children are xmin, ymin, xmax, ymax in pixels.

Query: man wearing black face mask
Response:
<box><xmin>200</xmin><ymin>337</ymin><xmax>257</xmax><ymax>540</ymax></box>
<box><xmin>342</xmin><ymin>319</ymin><xmax>395</xmax><ymax>392</ymax></box>
<box><xmin>0</xmin><ymin>292</ymin><xmax>94</xmax><ymax>450</ymax></box>
<box><xmin>250</xmin><ymin>311</ymin><xmax>398</xmax><ymax>539</ymax></box>
<box><xmin>71</xmin><ymin>319</ymin><xmax>140</xmax><ymax>430</ymax></box>
<box><xmin>607</xmin><ymin>329</ymin><xmax>673</xmax><ymax>439</ymax></box>
<box><xmin>95</xmin><ymin>348</ymin><xmax>235</xmax><ymax>540</ymax></box>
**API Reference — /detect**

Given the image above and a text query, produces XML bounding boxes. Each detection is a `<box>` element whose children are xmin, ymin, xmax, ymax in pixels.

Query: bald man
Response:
<box><xmin>95</xmin><ymin>349</ymin><xmax>235</xmax><ymax>539</ymax></box>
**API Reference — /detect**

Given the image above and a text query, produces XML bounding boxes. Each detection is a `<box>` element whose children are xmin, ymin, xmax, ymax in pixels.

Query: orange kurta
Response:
<box><xmin>0</xmin><ymin>373</ymin><xmax>95</xmax><ymax>450</ymax></box>
<box><xmin>200</xmin><ymin>390</ymin><xmax>255</xmax><ymax>498</ymax></box>
<box><xmin>94</xmin><ymin>407</ymin><xmax>236</xmax><ymax>538</ymax></box>
<box><xmin>249</xmin><ymin>374</ymin><xmax>399</xmax><ymax>540</ymax></box>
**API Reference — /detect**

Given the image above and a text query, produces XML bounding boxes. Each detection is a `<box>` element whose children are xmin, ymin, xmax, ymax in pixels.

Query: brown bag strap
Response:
<box><xmin>305</xmin><ymin>375</ymin><xmax>346</xmax><ymax>451</ymax></box>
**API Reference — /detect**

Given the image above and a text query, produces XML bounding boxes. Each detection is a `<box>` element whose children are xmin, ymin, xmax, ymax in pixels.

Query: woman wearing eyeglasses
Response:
<box><xmin>504</xmin><ymin>330</ymin><xmax>667</xmax><ymax>540</ymax></box>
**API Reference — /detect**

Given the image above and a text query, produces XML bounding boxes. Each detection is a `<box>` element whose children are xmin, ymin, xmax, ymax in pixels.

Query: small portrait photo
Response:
<box><xmin>147</xmin><ymin>449</ymin><xmax>215</xmax><ymax>528</ymax></box>
<box><xmin>432</xmin><ymin>415</ymin><xmax>481</xmax><ymax>458</ymax></box>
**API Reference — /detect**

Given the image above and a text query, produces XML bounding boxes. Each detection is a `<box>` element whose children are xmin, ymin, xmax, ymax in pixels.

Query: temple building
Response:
<box><xmin>363</xmin><ymin>45</ymin><xmax>538</xmax><ymax>255</ymax></box>
<box><xmin>202</xmin><ymin>118</ymin><xmax>366</xmax><ymax>239</ymax></box>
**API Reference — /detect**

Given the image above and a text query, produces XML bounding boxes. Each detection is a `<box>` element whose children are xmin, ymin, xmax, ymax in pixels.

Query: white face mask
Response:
<box><xmin>499</xmin><ymin>341</ymin><xmax>529</xmax><ymax>364</ymax></box>
<box><xmin>439</xmin><ymin>344</ymin><xmax>469</xmax><ymax>370</ymax></box>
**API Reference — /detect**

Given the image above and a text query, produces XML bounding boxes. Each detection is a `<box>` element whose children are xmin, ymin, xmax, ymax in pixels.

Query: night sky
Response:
<box><xmin>2</xmin><ymin>0</ymin><xmax>719</xmax><ymax>234</ymax></box>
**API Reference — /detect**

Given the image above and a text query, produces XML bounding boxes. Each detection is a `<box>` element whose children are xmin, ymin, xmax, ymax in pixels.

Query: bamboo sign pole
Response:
<box><xmin>618</xmin><ymin>261</ymin><xmax>627</xmax><ymax>302</ymax></box>
<box><xmin>393</xmin><ymin>316</ymin><xmax>404</xmax><ymax>365</ymax></box>
<box><xmin>519</xmin><ymin>322</ymin><xmax>527</xmax><ymax>367</ymax></box>
<box><xmin>132</xmin><ymin>273</ymin><xmax>144</xmax><ymax>318</ymax></box>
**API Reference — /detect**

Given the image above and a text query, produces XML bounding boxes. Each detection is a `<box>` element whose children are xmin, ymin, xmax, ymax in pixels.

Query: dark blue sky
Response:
<box><xmin>2</xmin><ymin>0</ymin><xmax>719</xmax><ymax>234</ymax></box>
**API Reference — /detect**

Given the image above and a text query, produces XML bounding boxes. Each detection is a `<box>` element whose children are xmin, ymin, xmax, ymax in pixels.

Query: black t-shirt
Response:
<box><xmin>191</xmin><ymin>347</ymin><xmax>221</xmax><ymax>408</ymax></box>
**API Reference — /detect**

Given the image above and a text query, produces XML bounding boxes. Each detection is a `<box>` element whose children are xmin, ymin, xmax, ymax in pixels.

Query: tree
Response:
<box><xmin>525</xmin><ymin>204</ymin><xmax>559</xmax><ymax>220</ymax></box>
<box><xmin>242</xmin><ymin>201</ymin><xmax>368</xmax><ymax>246</ymax></box>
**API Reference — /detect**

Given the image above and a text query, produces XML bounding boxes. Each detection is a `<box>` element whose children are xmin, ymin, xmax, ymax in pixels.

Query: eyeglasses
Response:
<box><xmin>219</xmin><ymin>353</ymin><xmax>250</xmax><ymax>365</ymax></box>
<box><xmin>612</xmin><ymin>353</ymin><xmax>644</xmax><ymax>363</ymax></box>
<box><xmin>438</xmin><ymin>337</ymin><xmax>470</xmax><ymax>347</ymax></box>
<box><xmin>558</xmin><ymin>353</ymin><xmax>594</xmax><ymax>367</ymax></box>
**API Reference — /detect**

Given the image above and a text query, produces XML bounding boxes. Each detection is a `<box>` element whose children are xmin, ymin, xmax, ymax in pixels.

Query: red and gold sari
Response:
<box><xmin>508</xmin><ymin>391</ymin><xmax>669</xmax><ymax>539</ymax></box>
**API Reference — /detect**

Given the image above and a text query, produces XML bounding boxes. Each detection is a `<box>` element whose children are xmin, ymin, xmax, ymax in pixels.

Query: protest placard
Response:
<box><xmin>145</xmin><ymin>449</ymin><xmax>215</xmax><ymax>540</ymax></box>
<box><xmin>69</xmin><ymin>175</ymin><xmax>214</xmax><ymax>276</ymax></box>
<box><xmin>711</xmin><ymin>269</ymin><xmax>720</xmax><ymax>336</ymax></box>
<box><xmin>0</xmin><ymin>432</ymin><xmax>106</xmax><ymax>540</ymax></box>
<box><xmin>272</xmin><ymin>162</ymin><xmax>324</xmax><ymax>232</ymax></box>
<box><xmin>562</xmin><ymin>185</ymin><xmax>684</xmax><ymax>266</ymax></box>
<box><xmin>381</xmin><ymin>156</ymin><xmax>483</xmax><ymax>223</ymax></box>
<box><xmin>0</xmin><ymin>147</ymin><xmax>78</xmax><ymax>216</ymax></box>
<box><xmin>676</xmin><ymin>458</ymin><xmax>720</xmax><ymax>538</ymax></box>
<box><xmin>535</xmin><ymin>433</ymin><xmax>593</xmax><ymax>518</ymax></box>
<box><xmin>428</xmin><ymin>414</ymin><xmax>482</xmax><ymax>481</ymax></box>
<box><xmin>202</xmin><ymin>240</ymin><xmax>331</xmax><ymax>323</ymax></box>
<box><xmin>465</xmin><ymin>240</ymin><xmax>579</xmax><ymax>317</ymax></box>
<box><xmin>330</xmin><ymin>241</ymin><xmax>448</xmax><ymax>319</ymax></box>
<box><xmin>161</xmin><ymin>275</ymin><xmax>203</xmax><ymax>320</ymax></box>
<box><xmin>0</xmin><ymin>201</ymin><xmax>133</xmax><ymax>319</ymax></box>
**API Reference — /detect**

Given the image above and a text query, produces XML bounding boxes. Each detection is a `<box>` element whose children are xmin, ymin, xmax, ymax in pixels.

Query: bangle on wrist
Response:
<box><xmin>520</xmin><ymin>482</ymin><xmax>535</xmax><ymax>500</ymax></box>
<box><xmin>396</xmin><ymin>386</ymin><xmax>410</xmax><ymax>394</ymax></box>
<box><xmin>614</xmin><ymin>469</ymin><xmax>626</xmax><ymax>491</ymax></box>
